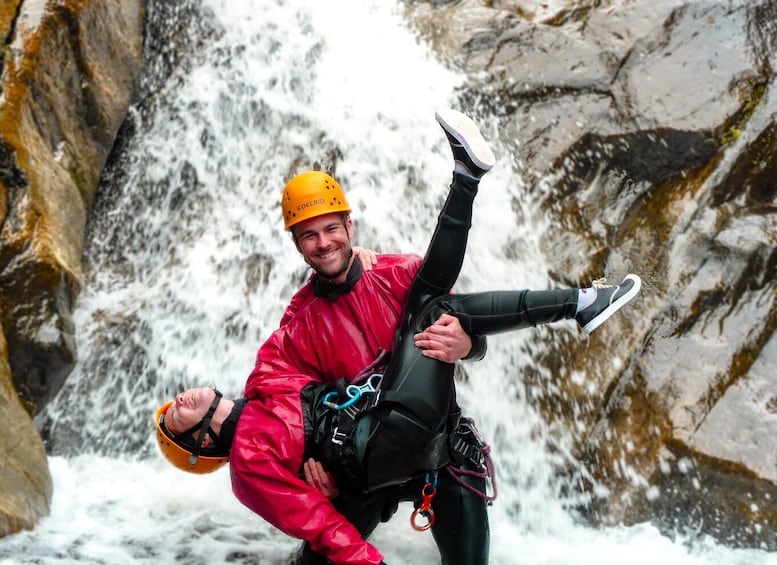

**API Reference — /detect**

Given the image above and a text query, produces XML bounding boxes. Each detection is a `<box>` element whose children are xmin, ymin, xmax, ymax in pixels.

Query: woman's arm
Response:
<box><xmin>230</xmin><ymin>399</ymin><xmax>383</xmax><ymax>564</ymax></box>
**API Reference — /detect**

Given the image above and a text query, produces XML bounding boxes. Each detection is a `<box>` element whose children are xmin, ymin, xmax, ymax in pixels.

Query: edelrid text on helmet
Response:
<box><xmin>282</xmin><ymin>171</ymin><xmax>351</xmax><ymax>230</ymax></box>
<box><xmin>154</xmin><ymin>401</ymin><xmax>229</xmax><ymax>474</ymax></box>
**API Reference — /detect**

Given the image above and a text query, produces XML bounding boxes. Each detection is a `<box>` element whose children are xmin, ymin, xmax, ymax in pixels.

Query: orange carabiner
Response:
<box><xmin>411</xmin><ymin>506</ymin><xmax>435</xmax><ymax>531</ymax></box>
<box><xmin>410</xmin><ymin>481</ymin><xmax>437</xmax><ymax>531</ymax></box>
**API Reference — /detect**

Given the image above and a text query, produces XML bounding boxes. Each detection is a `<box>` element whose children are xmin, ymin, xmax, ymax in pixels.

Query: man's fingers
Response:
<box><xmin>315</xmin><ymin>462</ymin><xmax>329</xmax><ymax>484</ymax></box>
<box><xmin>415</xmin><ymin>331</ymin><xmax>451</xmax><ymax>348</ymax></box>
<box><xmin>434</xmin><ymin>313</ymin><xmax>458</xmax><ymax>326</ymax></box>
<box><xmin>415</xmin><ymin>313</ymin><xmax>470</xmax><ymax>362</ymax></box>
<box><xmin>421</xmin><ymin>349</ymin><xmax>450</xmax><ymax>362</ymax></box>
<box><xmin>303</xmin><ymin>459</ymin><xmax>316</xmax><ymax>485</ymax></box>
<box><xmin>305</xmin><ymin>458</ymin><xmax>326</xmax><ymax>486</ymax></box>
<box><xmin>304</xmin><ymin>459</ymin><xmax>339</xmax><ymax>498</ymax></box>
<box><xmin>353</xmin><ymin>247</ymin><xmax>379</xmax><ymax>270</ymax></box>
<box><xmin>424</xmin><ymin>314</ymin><xmax>461</xmax><ymax>336</ymax></box>
<box><xmin>416</xmin><ymin>330</ymin><xmax>453</xmax><ymax>347</ymax></box>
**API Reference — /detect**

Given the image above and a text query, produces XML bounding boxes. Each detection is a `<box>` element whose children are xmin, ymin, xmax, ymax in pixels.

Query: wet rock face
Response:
<box><xmin>0</xmin><ymin>322</ymin><xmax>51</xmax><ymax>535</ymax></box>
<box><xmin>408</xmin><ymin>0</ymin><xmax>777</xmax><ymax>549</ymax></box>
<box><xmin>0</xmin><ymin>0</ymin><xmax>144</xmax><ymax>413</ymax></box>
<box><xmin>0</xmin><ymin>0</ymin><xmax>144</xmax><ymax>537</ymax></box>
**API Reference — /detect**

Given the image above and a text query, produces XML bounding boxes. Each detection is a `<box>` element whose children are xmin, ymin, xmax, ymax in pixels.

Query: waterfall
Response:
<box><xmin>1</xmin><ymin>1</ymin><xmax>774</xmax><ymax>564</ymax></box>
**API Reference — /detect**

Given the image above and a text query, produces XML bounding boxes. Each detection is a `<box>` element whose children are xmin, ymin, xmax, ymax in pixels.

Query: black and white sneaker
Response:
<box><xmin>435</xmin><ymin>108</ymin><xmax>496</xmax><ymax>179</ymax></box>
<box><xmin>575</xmin><ymin>274</ymin><xmax>642</xmax><ymax>334</ymax></box>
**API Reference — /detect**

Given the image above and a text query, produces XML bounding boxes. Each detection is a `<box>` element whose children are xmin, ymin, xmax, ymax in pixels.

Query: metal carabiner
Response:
<box><xmin>323</xmin><ymin>373</ymin><xmax>383</xmax><ymax>411</ymax></box>
<box><xmin>410</xmin><ymin>481</ymin><xmax>437</xmax><ymax>531</ymax></box>
<box><xmin>322</xmin><ymin>389</ymin><xmax>361</xmax><ymax>411</ymax></box>
<box><xmin>345</xmin><ymin>372</ymin><xmax>382</xmax><ymax>397</ymax></box>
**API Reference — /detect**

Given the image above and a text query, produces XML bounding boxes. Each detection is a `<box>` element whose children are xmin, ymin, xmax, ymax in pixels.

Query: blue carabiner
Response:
<box><xmin>323</xmin><ymin>373</ymin><xmax>383</xmax><ymax>411</ymax></box>
<box><xmin>322</xmin><ymin>388</ymin><xmax>361</xmax><ymax>411</ymax></box>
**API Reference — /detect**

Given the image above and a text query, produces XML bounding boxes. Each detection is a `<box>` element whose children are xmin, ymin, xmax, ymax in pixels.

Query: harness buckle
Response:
<box><xmin>331</xmin><ymin>426</ymin><xmax>347</xmax><ymax>446</ymax></box>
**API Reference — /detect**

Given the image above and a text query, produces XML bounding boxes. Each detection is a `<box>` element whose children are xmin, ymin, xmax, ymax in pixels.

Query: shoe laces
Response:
<box><xmin>591</xmin><ymin>277</ymin><xmax>615</xmax><ymax>289</ymax></box>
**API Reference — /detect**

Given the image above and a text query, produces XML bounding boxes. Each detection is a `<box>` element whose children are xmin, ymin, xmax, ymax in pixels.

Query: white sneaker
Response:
<box><xmin>435</xmin><ymin>108</ymin><xmax>496</xmax><ymax>178</ymax></box>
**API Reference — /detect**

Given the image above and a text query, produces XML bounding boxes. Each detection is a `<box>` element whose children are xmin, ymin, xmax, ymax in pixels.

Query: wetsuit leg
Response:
<box><xmin>434</xmin><ymin>288</ymin><xmax>579</xmax><ymax>335</ymax></box>
<box><xmin>376</xmin><ymin>289</ymin><xmax>577</xmax><ymax>425</ymax></box>
<box><xmin>430</xmin><ymin>457</ymin><xmax>490</xmax><ymax>565</ymax></box>
<box><xmin>382</xmin><ymin>426</ymin><xmax>489</xmax><ymax>565</ymax></box>
<box><xmin>378</xmin><ymin>171</ymin><xmax>481</xmax><ymax>397</ymax></box>
<box><xmin>398</xmin><ymin>173</ymin><xmax>479</xmax><ymax>339</ymax></box>
<box><xmin>415</xmin><ymin>173</ymin><xmax>479</xmax><ymax>293</ymax></box>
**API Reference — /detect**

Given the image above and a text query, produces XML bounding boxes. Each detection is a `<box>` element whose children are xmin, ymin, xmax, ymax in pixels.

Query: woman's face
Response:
<box><xmin>164</xmin><ymin>387</ymin><xmax>217</xmax><ymax>434</ymax></box>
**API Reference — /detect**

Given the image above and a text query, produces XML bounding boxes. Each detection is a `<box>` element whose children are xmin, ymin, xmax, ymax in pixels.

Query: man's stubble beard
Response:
<box><xmin>308</xmin><ymin>245</ymin><xmax>354</xmax><ymax>282</ymax></box>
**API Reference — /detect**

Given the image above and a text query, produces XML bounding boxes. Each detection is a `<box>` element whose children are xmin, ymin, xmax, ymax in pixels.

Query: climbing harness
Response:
<box><xmin>310</xmin><ymin>358</ymin><xmax>499</xmax><ymax>509</ymax></box>
<box><xmin>447</xmin><ymin>419</ymin><xmax>498</xmax><ymax>504</ymax></box>
<box><xmin>410</xmin><ymin>472</ymin><xmax>438</xmax><ymax>531</ymax></box>
<box><xmin>409</xmin><ymin>421</ymin><xmax>497</xmax><ymax>532</ymax></box>
<box><xmin>303</xmin><ymin>372</ymin><xmax>384</xmax><ymax>489</ymax></box>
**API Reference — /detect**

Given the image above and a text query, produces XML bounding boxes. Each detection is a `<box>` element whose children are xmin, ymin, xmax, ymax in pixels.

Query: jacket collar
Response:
<box><xmin>312</xmin><ymin>259</ymin><xmax>363</xmax><ymax>299</ymax></box>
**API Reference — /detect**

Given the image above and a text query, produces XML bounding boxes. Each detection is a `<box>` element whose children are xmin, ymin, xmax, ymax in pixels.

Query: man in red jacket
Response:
<box><xmin>240</xmin><ymin>108</ymin><xmax>496</xmax><ymax>564</ymax></box>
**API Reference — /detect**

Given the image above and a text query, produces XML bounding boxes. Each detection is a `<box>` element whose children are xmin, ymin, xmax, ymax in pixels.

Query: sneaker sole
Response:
<box><xmin>583</xmin><ymin>274</ymin><xmax>642</xmax><ymax>334</ymax></box>
<box><xmin>435</xmin><ymin>108</ymin><xmax>496</xmax><ymax>171</ymax></box>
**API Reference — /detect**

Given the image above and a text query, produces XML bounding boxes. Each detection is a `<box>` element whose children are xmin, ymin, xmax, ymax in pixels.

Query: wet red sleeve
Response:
<box><xmin>230</xmin><ymin>399</ymin><xmax>383</xmax><ymax>564</ymax></box>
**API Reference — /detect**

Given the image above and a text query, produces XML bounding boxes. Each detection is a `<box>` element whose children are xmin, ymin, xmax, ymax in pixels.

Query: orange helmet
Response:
<box><xmin>282</xmin><ymin>171</ymin><xmax>351</xmax><ymax>230</ymax></box>
<box><xmin>154</xmin><ymin>399</ymin><xmax>229</xmax><ymax>474</ymax></box>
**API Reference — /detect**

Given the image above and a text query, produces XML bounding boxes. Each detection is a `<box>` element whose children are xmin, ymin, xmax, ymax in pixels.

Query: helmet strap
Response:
<box><xmin>183</xmin><ymin>389</ymin><xmax>223</xmax><ymax>465</ymax></box>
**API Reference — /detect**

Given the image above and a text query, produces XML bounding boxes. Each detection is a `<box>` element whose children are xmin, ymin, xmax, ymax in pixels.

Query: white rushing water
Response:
<box><xmin>2</xmin><ymin>1</ymin><xmax>776</xmax><ymax>564</ymax></box>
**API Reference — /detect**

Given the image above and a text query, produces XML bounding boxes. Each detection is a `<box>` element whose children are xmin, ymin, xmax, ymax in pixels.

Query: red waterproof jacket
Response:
<box><xmin>232</xmin><ymin>254</ymin><xmax>421</xmax><ymax>565</ymax></box>
<box><xmin>249</xmin><ymin>254</ymin><xmax>421</xmax><ymax>389</ymax></box>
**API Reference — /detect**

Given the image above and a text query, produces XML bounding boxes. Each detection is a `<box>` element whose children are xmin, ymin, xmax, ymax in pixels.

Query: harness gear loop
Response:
<box><xmin>447</xmin><ymin>439</ymin><xmax>498</xmax><ymax>503</ymax></box>
<box><xmin>410</xmin><ymin>473</ymin><xmax>438</xmax><ymax>531</ymax></box>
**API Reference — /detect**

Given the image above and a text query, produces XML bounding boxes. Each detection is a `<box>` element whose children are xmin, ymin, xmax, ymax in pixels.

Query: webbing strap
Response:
<box><xmin>376</xmin><ymin>390</ymin><xmax>443</xmax><ymax>431</ymax></box>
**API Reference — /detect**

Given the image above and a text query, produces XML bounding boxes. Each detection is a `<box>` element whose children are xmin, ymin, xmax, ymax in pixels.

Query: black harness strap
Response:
<box><xmin>373</xmin><ymin>390</ymin><xmax>443</xmax><ymax>431</ymax></box>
